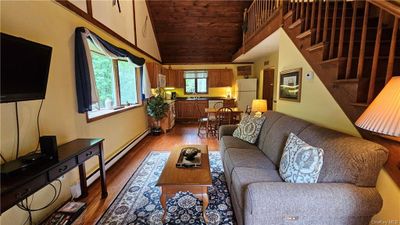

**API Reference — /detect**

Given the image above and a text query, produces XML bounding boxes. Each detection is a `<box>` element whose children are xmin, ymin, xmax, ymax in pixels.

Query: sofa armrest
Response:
<box><xmin>245</xmin><ymin>182</ymin><xmax>382</xmax><ymax>219</ymax></box>
<box><xmin>219</xmin><ymin>125</ymin><xmax>238</xmax><ymax>139</ymax></box>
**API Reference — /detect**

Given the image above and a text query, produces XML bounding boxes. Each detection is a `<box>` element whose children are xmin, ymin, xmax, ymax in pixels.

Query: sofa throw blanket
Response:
<box><xmin>233</xmin><ymin>115</ymin><xmax>266</xmax><ymax>144</ymax></box>
<box><xmin>279</xmin><ymin>133</ymin><xmax>324</xmax><ymax>183</ymax></box>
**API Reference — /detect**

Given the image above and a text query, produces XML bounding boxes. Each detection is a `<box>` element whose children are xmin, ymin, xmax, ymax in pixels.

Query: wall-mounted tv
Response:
<box><xmin>1</xmin><ymin>33</ymin><xmax>52</xmax><ymax>103</ymax></box>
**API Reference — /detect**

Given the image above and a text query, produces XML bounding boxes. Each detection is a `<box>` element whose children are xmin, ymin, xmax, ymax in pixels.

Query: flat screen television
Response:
<box><xmin>1</xmin><ymin>33</ymin><xmax>52</xmax><ymax>103</ymax></box>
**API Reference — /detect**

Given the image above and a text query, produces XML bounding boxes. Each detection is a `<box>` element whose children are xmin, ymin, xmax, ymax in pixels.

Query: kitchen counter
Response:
<box><xmin>175</xmin><ymin>97</ymin><xmax>235</xmax><ymax>101</ymax></box>
<box><xmin>164</xmin><ymin>100</ymin><xmax>176</xmax><ymax>104</ymax></box>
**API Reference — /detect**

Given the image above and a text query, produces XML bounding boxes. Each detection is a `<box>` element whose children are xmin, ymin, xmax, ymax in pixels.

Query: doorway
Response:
<box><xmin>262</xmin><ymin>69</ymin><xmax>275</xmax><ymax>110</ymax></box>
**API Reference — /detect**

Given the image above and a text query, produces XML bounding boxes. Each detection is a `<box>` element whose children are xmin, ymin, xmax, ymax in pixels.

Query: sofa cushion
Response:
<box><xmin>257</xmin><ymin>111</ymin><xmax>285</xmax><ymax>149</ymax></box>
<box><xmin>280</xmin><ymin>133</ymin><xmax>324</xmax><ymax>183</ymax></box>
<box><xmin>220</xmin><ymin>136</ymin><xmax>259</xmax><ymax>159</ymax></box>
<box><xmin>233</xmin><ymin>115</ymin><xmax>266</xmax><ymax>144</ymax></box>
<box><xmin>220</xmin><ymin>136</ymin><xmax>260</xmax><ymax>150</ymax></box>
<box><xmin>258</xmin><ymin>114</ymin><xmax>311</xmax><ymax>165</ymax></box>
<box><xmin>223</xmin><ymin>148</ymin><xmax>276</xmax><ymax>188</ymax></box>
<box><xmin>297</xmin><ymin>125</ymin><xmax>388</xmax><ymax>187</ymax></box>
<box><xmin>231</xmin><ymin>167</ymin><xmax>282</xmax><ymax>208</ymax></box>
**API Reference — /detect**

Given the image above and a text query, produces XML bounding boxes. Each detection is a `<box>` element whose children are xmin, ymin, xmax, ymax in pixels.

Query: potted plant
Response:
<box><xmin>147</xmin><ymin>93</ymin><xmax>169</xmax><ymax>135</ymax></box>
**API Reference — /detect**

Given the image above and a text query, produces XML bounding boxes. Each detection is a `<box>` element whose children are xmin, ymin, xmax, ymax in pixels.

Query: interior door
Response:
<box><xmin>263</xmin><ymin>69</ymin><xmax>275</xmax><ymax>110</ymax></box>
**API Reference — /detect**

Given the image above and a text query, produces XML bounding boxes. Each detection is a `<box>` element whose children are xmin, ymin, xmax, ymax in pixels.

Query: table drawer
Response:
<box><xmin>77</xmin><ymin>146</ymin><xmax>99</xmax><ymax>164</ymax></box>
<box><xmin>48</xmin><ymin>158</ymin><xmax>77</xmax><ymax>180</ymax></box>
<box><xmin>1</xmin><ymin>174</ymin><xmax>47</xmax><ymax>212</ymax></box>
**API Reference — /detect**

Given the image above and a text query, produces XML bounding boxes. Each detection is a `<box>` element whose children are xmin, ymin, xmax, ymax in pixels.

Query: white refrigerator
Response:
<box><xmin>237</xmin><ymin>78</ymin><xmax>257</xmax><ymax>112</ymax></box>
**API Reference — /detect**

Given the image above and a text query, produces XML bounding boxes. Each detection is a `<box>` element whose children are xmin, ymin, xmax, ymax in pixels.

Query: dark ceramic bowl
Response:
<box><xmin>183</xmin><ymin>148</ymin><xmax>200</xmax><ymax>161</ymax></box>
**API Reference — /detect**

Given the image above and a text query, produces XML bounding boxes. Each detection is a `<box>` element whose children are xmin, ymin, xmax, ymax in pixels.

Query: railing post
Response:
<box><xmin>345</xmin><ymin>0</ymin><xmax>358</xmax><ymax>79</ymax></box>
<box><xmin>315</xmin><ymin>0</ymin><xmax>323</xmax><ymax>44</ymax></box>
<box><xmin>329</xmin><ymin>1</ymin><xmax>338</xmax><ymax>59</ymax></box>
<box><xmin>337</xmin><ymin>0</ymin><xmax>347</xmax><ymax>58</ymax></box>
<box><xmin>300</xmin><ymin>0</ymin><xmax>304</xmax><ymax>20</ymax></box>
<box><xmin>386</xmin><ymin>17</ymin><xmax>398</xmax><ymax>84</ymax></box>
<box><xmin>368</xmin><ymin>9</ymin><xmax>384</xmax><ymax>104</ymax></box>
<box><xmin>304</xmin><ymin>0</ymin><xmax>310</xmax><ymax>31</ymax></box>
<box><xmin>322</xmin><ymin>0</ymin><xmax>330</xmax><ymax>44</ymax></box>
<box><xmin>310</xmin><ymin>0</ymin><xmax>316</xmax><ymax>31</ymax></box>
<box><xmin>357</xmin><ymin>2</ymin><xmax>369</xmax><ymax>79</ymax></box>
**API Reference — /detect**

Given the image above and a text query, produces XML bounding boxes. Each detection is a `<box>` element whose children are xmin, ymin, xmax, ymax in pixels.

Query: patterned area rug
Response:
<box><xmin>97</xmin><ymin>152</ymin><xmax>235</xmax><ymax>225</ymax></box>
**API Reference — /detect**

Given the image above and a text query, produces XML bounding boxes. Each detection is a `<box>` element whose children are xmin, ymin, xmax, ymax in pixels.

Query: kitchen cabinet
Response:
<box><xmin>146</xmin><ymin>62</ymin><xmax>162</xmax><ymax>88</ymax></box>
<box><xmin>160</xmin><ymin>101</ymin><xmax>175</xmax><ymax>133</ymax></box>
<box><xmin>223</xmin><ymin>99</ymin><xmax>236</xmax><ymax>108</ymax></box>
<box><xmin>176</xmin><ymin>70</ymin><xmax>184</xmax><ymax>88</ymax></box>
<box><xmin>166</xmin><ymin>69</ymin><xmax>176</xmax><ymax>87</ymax></box>
<box><xmin>220</xmin><ymin>69</ymin><xmax>233</xmax><ymax>87</ymax></box>
<box><xmin>175</xmin><ymin>100</ymin><xmax>207</xmax><ymax>120</ymax></box>
<box><xmin>207</xmin><ymin>69</ymin><xmax>233</xmax><ymax>87</ymax></box>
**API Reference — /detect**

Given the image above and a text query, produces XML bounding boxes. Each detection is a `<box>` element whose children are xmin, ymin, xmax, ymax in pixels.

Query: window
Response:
<box><xmin>87</xmin><ymin>44</ymin><xmax>140</xmax><ymax>120</ymax></box>
<box><xmin>184</xmin><ymin>71</ymin><xmax>208</xmax><ymax>94</ymax></box>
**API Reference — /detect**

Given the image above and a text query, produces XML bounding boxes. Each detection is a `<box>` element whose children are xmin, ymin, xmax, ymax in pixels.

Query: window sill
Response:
<box><xmin>86</xmin><ymin>104</ymin><xmax>143</xmax><ymax>123</ymax></box>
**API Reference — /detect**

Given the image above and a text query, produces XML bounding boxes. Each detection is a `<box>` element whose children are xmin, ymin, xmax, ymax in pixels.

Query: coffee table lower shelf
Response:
<box><xmin>156</xmin><ymin>145</ymin><xmax>212</xmax><ymax>224</ymax></box>
<box><xmin>159</xmin><ymin>185</ymin><xmax>209</xmax><ymax>223</ymax></box>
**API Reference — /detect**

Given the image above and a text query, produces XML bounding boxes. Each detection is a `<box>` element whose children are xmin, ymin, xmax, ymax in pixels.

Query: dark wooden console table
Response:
<box><xmin>0</xmin><ymin>138</ymin><xmax>108</xmax><ymax>213</ymax></box>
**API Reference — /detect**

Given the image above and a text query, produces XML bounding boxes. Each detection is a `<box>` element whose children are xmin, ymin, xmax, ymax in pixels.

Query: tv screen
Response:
<box><xmin>1</xmin><ymin>33</ymin><xmax>52</xmax><ymax>103</ymax></box>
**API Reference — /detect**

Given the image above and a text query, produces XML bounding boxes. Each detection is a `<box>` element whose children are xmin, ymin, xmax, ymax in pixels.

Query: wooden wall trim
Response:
<box><xmin>86</xmin><ymin>0</ymin><xmax>92</xmax><ymax>16</ymax></box>
<box><xmin>166</xmin><ymin>62</ymin><xmax>254</xmax><ymax>65</ymax></box>
<box><xmin>55</xmin><ymin>0</ymin><xmax>162</xmax><ymax>63</ymax></box>
<box><xmin>132</xmin><ymin>0</ymin><xmax>137</xmax><ymax>45</ymax></box>
<box><xmin>145</xmin><ymin>0</ymin><xmax>162</xmax><ymax>62</ymax></box>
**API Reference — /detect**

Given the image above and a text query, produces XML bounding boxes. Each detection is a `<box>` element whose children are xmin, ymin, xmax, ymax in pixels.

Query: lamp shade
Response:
<box><xmin>355</xmin><ymin>77</ymin><xmax>400</xmax><ymax>137</ymax></box>
<box><xmin>251</xmin><ymin>99</ymin><xmax>268</xmax><ymax>113</ymax></box>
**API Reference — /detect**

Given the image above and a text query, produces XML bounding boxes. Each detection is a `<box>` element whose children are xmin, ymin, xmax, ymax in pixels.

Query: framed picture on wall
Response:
<box><xmin>279</xmin><ymin>68</ymin><xmax>302</xmax><ymax>102</ymax></box>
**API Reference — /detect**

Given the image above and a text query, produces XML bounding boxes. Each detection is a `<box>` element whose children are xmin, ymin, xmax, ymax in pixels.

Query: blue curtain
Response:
<box><xmin>74</xmin><ymin>27</ymin><xmax>145</xmax><ymax>113</ymax></box>
<box><xmin>75</xmin><ymin>27</ymin><xmax>92</xmax><ymax>113</ymax></box>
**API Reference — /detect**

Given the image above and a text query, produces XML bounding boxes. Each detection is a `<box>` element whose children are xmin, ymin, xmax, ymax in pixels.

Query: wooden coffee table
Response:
<box><xmin>156</xmin><ymin>145</ymin><xmax>212</xmax><ymax>223</ymax></box>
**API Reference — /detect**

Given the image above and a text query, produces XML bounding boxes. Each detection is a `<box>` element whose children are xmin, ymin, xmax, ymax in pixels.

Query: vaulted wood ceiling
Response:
<box><xmin>147</xmin><ymin>0</ymin><xmax>252</xmax><ymax>64</ymax></box>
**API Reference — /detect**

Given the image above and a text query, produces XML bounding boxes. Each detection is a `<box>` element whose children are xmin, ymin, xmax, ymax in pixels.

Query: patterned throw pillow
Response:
<box><xmin>279</xmin><ymin>133</ymin><xmax>324</xmax><ymax>183</ymax></box>
<box><xmin>232</xmin><ymin>115</ymin><xmax>266</xmax><ymax>144</ymax></box>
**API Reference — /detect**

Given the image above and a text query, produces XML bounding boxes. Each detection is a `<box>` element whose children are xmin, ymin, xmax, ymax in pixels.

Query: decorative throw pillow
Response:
<box><xmin>232</xmin><ymin>114</ymin><xmax>266</xmax><ymax>144</ymax></box>
<box><xmin>279</xmin><ymin>133</ymin><xmax>324</xmax><ymax>183</ymax></box>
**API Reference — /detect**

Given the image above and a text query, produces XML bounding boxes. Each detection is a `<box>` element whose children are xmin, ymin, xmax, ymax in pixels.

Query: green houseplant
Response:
<box><xmin>147</xmin><ymin>93</ymin><xmax>169</xmax><ymax>135</ymax></box>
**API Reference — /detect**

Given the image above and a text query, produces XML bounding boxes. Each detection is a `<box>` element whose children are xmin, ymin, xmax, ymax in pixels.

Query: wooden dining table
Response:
<box><xmin>204</xmin><ymin>107</ymin><xmax>243</xmax><ymax>114</ymax></box>
<box><xmin>204</xmin><ymin>107</ymin><xmax>243</xmax><ymax>136</ymax></box>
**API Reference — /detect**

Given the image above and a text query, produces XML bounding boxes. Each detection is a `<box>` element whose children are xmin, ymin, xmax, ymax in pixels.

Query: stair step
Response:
<box><xmin>351</xmin><ymin>102</ymin><xmax>368</xmax><ymax>108</ymax></box>
<box><xmin>306</xmin><ymin>42</ymin><xmax>326</xmax><ymax>52</ymax></box>
<box><xmin>333</xmin><ymin>78</ymin><xmax>360</xmax><ymax>84</ymax></box>
<box><xmin>296</xmin><ymin>30</ymin><xmax>312</xmax><ymax>39</ymax></box>
<box><xmin>289</xmin><ymin>19</ymin><xmax>303</xmax><ymax>29</ymax></box>
<box><xmin>283</xmin><ymin>11</ymin><xmax>293</xmax><ymax>21</ymax></box>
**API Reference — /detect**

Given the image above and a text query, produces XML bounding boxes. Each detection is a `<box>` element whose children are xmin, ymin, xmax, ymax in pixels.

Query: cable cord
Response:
<box><xmin>17</xmin><ymin>179</ymin><xmax>62</xmax><ymax>225</ymax></box>
<box><xmin>0</xmin><ymin>153</ymin><xmax>7</xmax><ymax>163</ymax></box>
<box><xmin>15</xmin><ymin>102</ymin><xmax>20</xmax><ymax>159</ymax></box>
<box><xmin>35</xmin><ymin>100</ymin><xmax>44</xmax><ymax>152</ymax></box>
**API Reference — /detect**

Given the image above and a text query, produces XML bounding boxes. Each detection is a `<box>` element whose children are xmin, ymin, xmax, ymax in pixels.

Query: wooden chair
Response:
<box><xmin>213</xmin><ymin>102</ymin><xmax>223</xmax><ymax>109</ymax></box>
<box><xmin>210</xmin><ymin>107</ymin><xmax>233</xmax><ymax>136</ymax></box>
<box><xmin>196</xmin><ymin>103</ymin><xmax>209</xmax><ymax>137</ymax></box>
<box><xmin>245</xmin><ymin>105</ymin><xmax>252</xmax><ymax>115</ymax></box>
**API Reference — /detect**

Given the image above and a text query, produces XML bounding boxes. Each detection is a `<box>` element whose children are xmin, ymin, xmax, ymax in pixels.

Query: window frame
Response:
<box><xmin>86</xmin><ymin>50</ymin><xmax>142</xmax><ymax>122</ymax></box>
<box><xmin>184</xmin><ymin>70</ymin><xmax>208</xmax><ymax>94</ymax></box>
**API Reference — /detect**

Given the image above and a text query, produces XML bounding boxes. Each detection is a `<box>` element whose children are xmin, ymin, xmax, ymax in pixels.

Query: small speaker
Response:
<box><xmin>40</xmin><ymin>136</ymin><xmax>58</xmax><ymax>160</ymax></box>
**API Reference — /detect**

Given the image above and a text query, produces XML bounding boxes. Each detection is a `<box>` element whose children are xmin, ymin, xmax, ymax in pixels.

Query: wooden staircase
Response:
<box><xmin>281</xmin><ymin>0</ymin><xmax>400</xmax><ymax>124</ymax></box>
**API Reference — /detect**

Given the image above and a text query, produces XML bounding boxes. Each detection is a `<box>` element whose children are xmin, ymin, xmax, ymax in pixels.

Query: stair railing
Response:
<box><xmin>244</xmin><ymin>0</ymin><xmax>282</xmax><ymax>42</ymax></box>
<box><xmin>285</xmin><ymin>0</ymin><xmax>399</xmax><ymax>104</ymax></box>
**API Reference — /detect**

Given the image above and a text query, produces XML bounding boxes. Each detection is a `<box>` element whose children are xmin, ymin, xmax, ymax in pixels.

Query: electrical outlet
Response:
<box><xmin>70</xmin><ymin>183</ymin><xmax>81</xmax><ymax>199</ymax></box>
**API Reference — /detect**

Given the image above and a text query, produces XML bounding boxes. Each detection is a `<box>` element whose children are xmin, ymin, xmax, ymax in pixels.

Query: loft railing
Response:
<box><xmin>244</xmin><ymin>0</ymin><xmax>282</xmax><ymax>41</ymax></box>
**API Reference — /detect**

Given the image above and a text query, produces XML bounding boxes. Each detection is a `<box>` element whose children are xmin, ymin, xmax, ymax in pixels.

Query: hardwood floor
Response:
<box><xmin>80</xmin><ymin>123</ymin><xmax>219</xmax><ymax>224</ymax></box>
